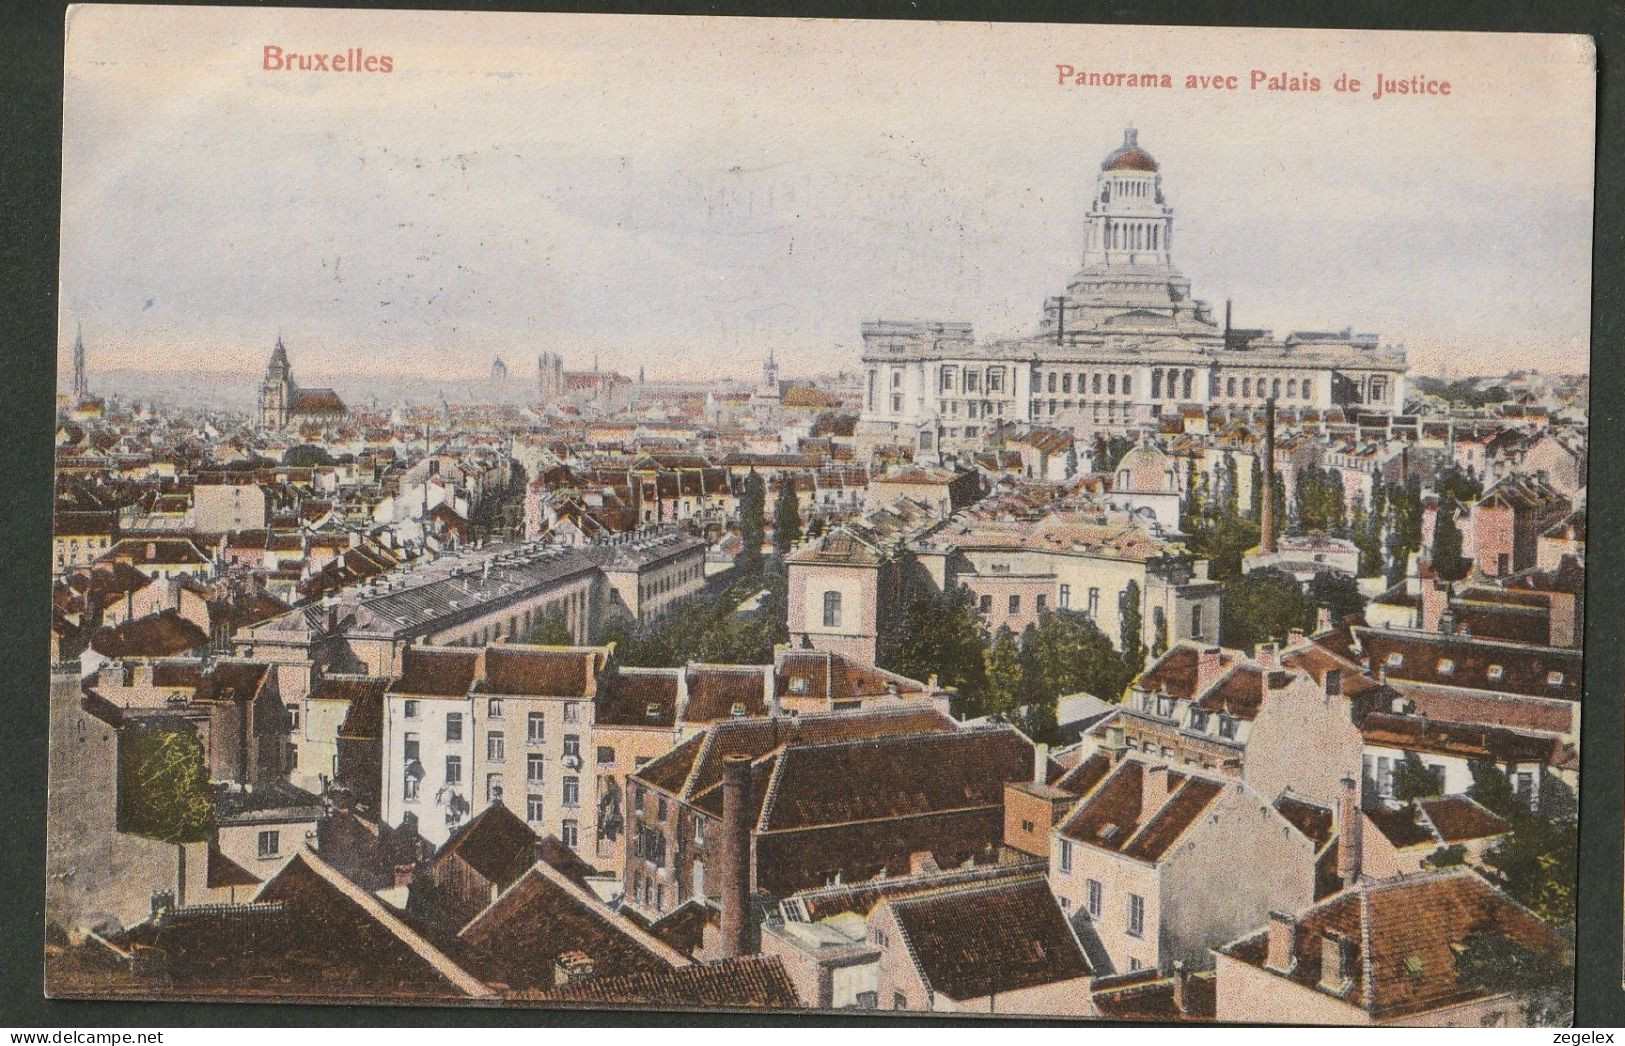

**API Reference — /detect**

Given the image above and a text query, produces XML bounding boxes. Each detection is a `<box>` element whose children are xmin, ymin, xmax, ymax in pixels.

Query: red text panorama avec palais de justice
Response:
<box><xmin>1055</xmin><ymin>66</ymin><xmax>1452</xmax><ymax>100</ymax></box>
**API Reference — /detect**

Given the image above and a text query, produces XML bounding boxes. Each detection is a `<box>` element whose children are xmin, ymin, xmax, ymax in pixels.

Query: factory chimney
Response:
<box><xmin>718</xmin><ymin>754</ymin><xmax>754</xmax><ymax>958</ymax></box>
<box><xmin>1260</xmin><ymin>397</ymin><xmax>1278</xmax><ymax>555</ymax></box>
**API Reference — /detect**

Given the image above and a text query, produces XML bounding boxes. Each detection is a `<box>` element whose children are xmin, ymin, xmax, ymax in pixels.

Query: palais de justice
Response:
<box><xmin>856</xmin><ymin>129</ymin><xmax>1410</xmax><ymax>458</ymax></box>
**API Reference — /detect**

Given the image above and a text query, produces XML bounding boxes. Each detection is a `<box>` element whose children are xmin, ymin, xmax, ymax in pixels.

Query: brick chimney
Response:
<box><xmin>1260</xmin><ymin>398</ymin><xmax>1278</xmax><ymax>555</ymax></box>
<box><xmin>1337</xmin><ymin>775</ymin><xmax>1362</xmax><ymax>887</ymax></box>
<box><xmin>1140</xmin><ymin>762</ymin><xmax>1171</xmax><ymax>817</ymax></box>
<box><xmin>1265</xmin><ymin>910</ymin><xmax>1298</xmax><ymax>973</ymax></box>
<box><xmin>1254</xmin><ymin>642</ymin><xmax>1279</xmax><ymax>669</ymax></box>
<box><xmin>1033</xmin><ymin>742</ymin><xmax>1050</xmax><ymax>786</ymax></box>
<box><xmin>718</xmin><ymin>754</ymin><xmax>754</xmax><ymax>959</ymax></box>
<box><xmin>1318</xmin><ymin>930</ymin><xmax>1353</xmax><ymax>994</ymax></box>
<box><xmin>1104</xmin><ymin>724</ymin><xmax>1129</xmax><ymax>761</ymax></box>
<box><xmin>1172</xmin><ymin>960</ymin><xmax>1190</xmax><ymax>1014</ymax></box>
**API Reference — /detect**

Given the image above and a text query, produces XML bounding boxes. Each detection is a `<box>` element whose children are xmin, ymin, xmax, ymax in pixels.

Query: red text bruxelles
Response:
<box><xmin>262</xmin><ymin>45</ymin><xmax>393</xmax><ymax>73</ymax></box>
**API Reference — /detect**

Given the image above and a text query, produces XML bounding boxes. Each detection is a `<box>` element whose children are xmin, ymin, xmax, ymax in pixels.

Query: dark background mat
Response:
<box><xmin>2</xmin><ymin>0</ymin><xmax>1621</xmax><ymax>1028</ymax></box>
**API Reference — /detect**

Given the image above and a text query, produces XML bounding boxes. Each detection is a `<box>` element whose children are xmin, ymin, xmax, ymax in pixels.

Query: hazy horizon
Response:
<box><xmin>59</xmin><ymin>10</ymin><xmax>1597</xmax><ymax>384</ymax></box>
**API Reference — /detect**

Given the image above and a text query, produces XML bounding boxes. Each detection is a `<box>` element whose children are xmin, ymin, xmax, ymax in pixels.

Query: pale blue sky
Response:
<box><xmin>60</xmin><ymin>9</ymin><xmax>1596</xmax><ymax>382</ymax></box>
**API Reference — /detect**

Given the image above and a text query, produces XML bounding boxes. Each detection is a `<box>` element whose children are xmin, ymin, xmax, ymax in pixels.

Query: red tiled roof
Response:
<box><xmin>480</xmin><ymin>646</ymin><xmax>597</xmax><ymax>697</ymax></box>
<box><xmin>434</xmin><ymin>802</ymin><xmax>538</xmax><ymax>892</ymax></box>
<box><xmin>458</xmin><ymin>864</ymin><xmax>681</xmax><ymax>993</ymax></box>
<box><xmin>886</xmin><ymin>875</ymin><xmax>1091</xmax><ymax>1001</ymax></box>
<box><xmin>392</xmin><ymin>648</ymin><xmax>480</xmax><ymax>698</ymax></box>
<box><xmin>756</xmin><ymin>727</ymin><xmax>1034</xmax><ymax>831</ymax></box>
<box><xmin>535</xmin><ymin>955</ymin><xmax>800</xmax><ymax>1008</ymax></box>
<box><xmin>89</xmin><ymin>609</ymin><xmax>208</xmax><ymax>659</ymax></box>
<box><xmin>1416</xmin><ymin>796</ymin><xmax>1510</xmax><ymax>844</ymax></box>
<box><xmin>1220</xmin><ymin>870</ymin><xmax>1570</xmax><ymax>1020</ymax></box>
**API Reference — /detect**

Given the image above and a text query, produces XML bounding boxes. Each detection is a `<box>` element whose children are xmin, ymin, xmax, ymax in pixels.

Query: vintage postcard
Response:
<box><xmin>46</xmin><ymin>5</ymin><xmax>1593</xmax><ymax>1024</ymax></box>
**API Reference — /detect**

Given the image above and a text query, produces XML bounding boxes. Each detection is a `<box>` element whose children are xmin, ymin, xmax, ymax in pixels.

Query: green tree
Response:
<box><xmin>1454</xmin><ymin>931</ymin><xmax>1573</xmax><ymax>1026</ymax></box>
<box><xmin>1390</xmin><ymin>752</ymin><xmax>1444</xmax><ymax>801</ymax></box>
<box><xmin>738</xmin><ymin>470</ymin><xmax>767</xmax><ymax>576</ymax></box>
<box><xmin>1118</xmin><ymin>580</ymin><xmax>1146</xmax><ymax>674</ymax></box>
<box><xmin>1432</xmin><ymin>502</ymin><xmax>1470</xmax><ymax>582</ymax></box>
<box><xmin>1151</xmin><ymin>607</ymin><xmax>1169</xmax><ymax>658</ymax></box>
<box><xmin>1306</xmin><ymin>572</ymin><xmax>1364</xmax><ymax>632</ymax></box>
<box><xmin>1221</xmin><ymin>568</ymin><xmax>1309</xmax><ymax>651</ymax></box>
<box><xmin>1435</xmin><ymin>466</ymin><xmax>1484</xmax><ymax>504</ymax></box>
<box><xmin>773</xmin><ymin>481</ymin><xmax>803</xmax><ymax>555</ymax></box>
<box><xmin>878</xmin><ymin>584</ymin><xmax>988</xmax><ymax>714</ymax></box>
<box><xmin>1294</xmin><ymin>466</ymin><xmax>1347</xmax><ymax>535</ymax></box>
<box><xmin>1248</xmin><ymin>455</ymin><xmax>1263</xmax><ymax>522</ymax></box>
<box><xmin>1019</xmin><ymin>609</ymin><xmax>1134</xmax><ymax>712</ymax></box>
<box><xmin>118</xmin><ymin>728</ymin><xmax>215</xmax><ymax>843</ymax></box>
<box><xmin>1469</xmin><ymin>761</ymin><xmax>1577</xmax><ymax>928</ymax></box>
<box><xmin>983</xmin><ymin>625</ymin><xmax>1024</xmax><ymax>719</ymax></box>
<box><xmin>528</xmin><ymin>611</ymin><xmax>573</xmax><ymax>645</ymax></box>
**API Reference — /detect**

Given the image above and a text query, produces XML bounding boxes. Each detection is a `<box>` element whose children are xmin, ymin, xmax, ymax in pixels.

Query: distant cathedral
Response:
<box><xmin>491</xmin><ymin>356</ymin><xmax>508</xmax><ymax>380</ymax></box>
<box><xmin>259</xmin><ymin>337</ymin><xmax>347</xmax><ymax>431</ymax></box>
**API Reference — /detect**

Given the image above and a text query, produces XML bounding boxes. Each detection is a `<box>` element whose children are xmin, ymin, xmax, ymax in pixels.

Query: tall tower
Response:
<box><xmin>259</xmin><ymin>336</ymin><xmax>294</xmax><ymax>431</ymax></box>
<box><xmin>71</xmin><ymin>322</ymin><xmax>88</xmax><ymax>402</ymax></box>
<box><xmin>760</xmin><ymin>347</ymin><xmax>779</xmax><ymax>393</ymax></box>
<box><xmin>1043</xmin><ymin>127</ymin><xmax>1213</xmax><ymax>337</ymax></box>
<box><xmin>537</xmin><ymin>352</ymin><xmax>564</xmax><ymax>400</ymax></box>
<box><xmin>1080</xmin><ymin>127</ymin><xmax>1174</xmax><ymax>271</ymax></box>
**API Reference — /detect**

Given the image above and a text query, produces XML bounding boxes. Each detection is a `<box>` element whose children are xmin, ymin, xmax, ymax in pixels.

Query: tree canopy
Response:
<box><xmin>773</xmin><ymin>482</ymin><xmax>803</xmax><ymax>555</ymax></box>
<box><xmin>118</xmin><ymin>728</ymin><xmax>215</xmax><ymax>844</ymax></box>
<box><xmin>1220</xmin><ymin>568</ymin><xmax>1309</xmax><ymax>650</ymax></box>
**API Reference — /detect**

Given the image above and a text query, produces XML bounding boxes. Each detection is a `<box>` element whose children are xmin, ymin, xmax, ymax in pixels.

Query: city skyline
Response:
<box><xmin>60</xmin><ymin>11</ymin><xmax>1594</xmax><ymax>384</ymax></box>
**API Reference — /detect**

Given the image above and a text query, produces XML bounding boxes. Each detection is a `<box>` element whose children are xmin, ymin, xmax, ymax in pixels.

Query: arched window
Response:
<box><xmin>1152</xmin><ymin>370</ymin><xmax>1163</xmax><ymax>398</ymax></box>
<box><xmin>1107</xmin><ymin>374</ymin><xmax>1116</xmax><ymax>395</ymax></box>
<box><xmin>1122</xmin><ymin>374</ymin><xmax>1132</xmax><ymax>396</ymax></box>
<box><xmin>1227</xmin><ymin>377</ymin><xmax>1236</xmax><ymax>397</ymax></box>
<box><xmin>1243</xmin><ymin>378</ymin><xmax>1251</xmax><ymax>397</ymax></box>
<box><xmin>1272</xmin><ymin>379</ymin><xmax>1281</xmax><ymax>399</ymax></box>
<box><xmin>1182</xmin><ymin>370</ymin><xmax>1193</xmax><ymax>399</ymax></box>
<box><xmin>822</xmin><ymin>591</ymin><xmax>842</xmax><ymax>628</ymax></box>
<box><xmin>1287</xmin><ymin>379</ymin><xmax>1297</xmax><ymax>397</ymax></box>
<box><xmin>1048</xmin><ymin>372</ymin><xmax>1057</xmax><ymax>393</ymax></box>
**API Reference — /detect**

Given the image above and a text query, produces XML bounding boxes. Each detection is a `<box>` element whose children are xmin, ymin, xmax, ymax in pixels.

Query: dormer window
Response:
<box><xmin>789</xmin><ymin>677</ymin><xmax>809</xmax><ymax>695</ymax></box>
<box><xmin>730</xmin><ymin>701</ymin><xmax>747</xmax><ymax>717</ymax></box>
<box><xmin>1487</xmin><ymin>664</ymin><xmax>1505</xmax><ymax>682</ymax></box>
<box><xmin>1547</xmin><ymin>671</ymin><xmax>1565</xmax><ymax>687</ymax></box>
<box><xmin>1155</xmin><ymin>696</ymin><xmax>1175</xmax><ymax>718</ymax></box>
<box><xmin>1217</xmin><ymin>715</ymin><xmax>1238</xmax><ymax>740</ymax></box>
<box><xmin>1436</xmin><ymin>659</ymin><xmax>1455</xmax><ymax>676</ymax></box>
<box><xmin>1385</xmin><ymin>652</ymin><xmax>1404</xmax><ymax>668</ymax></box>
<box><xmin>1189</xmin><ymin>709</ymin><xmax>1211</xmax><ymax>733</ymax></box>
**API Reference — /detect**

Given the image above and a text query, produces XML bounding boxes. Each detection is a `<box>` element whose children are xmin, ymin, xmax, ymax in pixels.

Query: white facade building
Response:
<box><xmin>857</xmin><ymin>128</ymin><xmax>1408</xmax><ymax>458</ymax></box>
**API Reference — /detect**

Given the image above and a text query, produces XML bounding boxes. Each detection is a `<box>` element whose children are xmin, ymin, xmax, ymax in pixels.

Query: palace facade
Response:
<box><xmin>856</xmin><ymin>128</ymin><xmax>1408</xmax><ymax>458</ymax></box>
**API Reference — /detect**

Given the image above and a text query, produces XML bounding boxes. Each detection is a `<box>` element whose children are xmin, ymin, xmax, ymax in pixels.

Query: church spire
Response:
<box><xmin>72</xmin><ymin>321</ymin><xmax>87</xmax><ymax>401</ymax></box>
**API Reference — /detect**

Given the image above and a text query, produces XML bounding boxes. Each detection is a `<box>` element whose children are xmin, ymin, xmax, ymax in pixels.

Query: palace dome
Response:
<box><xmin>1101</xmin><ymin>128</ymin><xmax>1159</xmax><ymax>172</ymax></box>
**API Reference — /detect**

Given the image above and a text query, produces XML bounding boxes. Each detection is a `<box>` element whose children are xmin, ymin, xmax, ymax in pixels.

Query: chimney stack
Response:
<box><xmin>1337</xmin><ymin>775</ymin><xmax>1362</xmax><ymax>887</ymax></box>
<box><xmin>1265</xmin><ymin>910</ymin><xmax>1298</xmax><ymax>973</ymax></box>
<box><xmin>1140</xmin><ymin>762</ymin><xmax>1170</xmax><ymax>815</ymax></box>
<box><xmin>1318</xmin><ymin>931</ymin><xmax>1353</xmax><ymax>994</ymax></box>
<box><xmin>1260</xmin><ymin>398</ymin><xmax>1278</xmax><ymax>555</ymax></box>
<box><xmin>719</xmin><ymin>754</ymin><xmax>754</xmax><ymax>959</ymax></box>
<box><xmin>1254</xmin><ymin>642</ymin><xmax>1279</xmax><ymax>669</ymax></box>
<box><xmin>1172</xmin><ymin>960</ymin><xmax>1190</xmax><ymax>1014</ymax></box>
<box><xmin>1033</xmin><ymin>742</ymin><xmax>1050</xmax><ymax>786</ymax></box>
<box><xmin>1104</xmin><ymin>724</ymin><xmax>1129</xmax><ymax>762</ymax></box>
